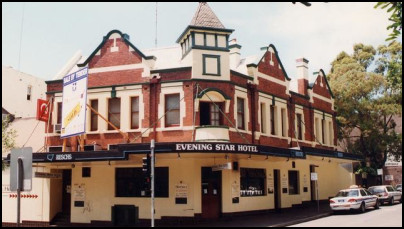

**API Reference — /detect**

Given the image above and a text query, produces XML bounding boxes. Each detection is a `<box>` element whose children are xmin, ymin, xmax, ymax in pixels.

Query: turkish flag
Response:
<box><xmin>37</xmin><ymin>99</ymin><xmax>50</xmax><ymax>122</ymax></box>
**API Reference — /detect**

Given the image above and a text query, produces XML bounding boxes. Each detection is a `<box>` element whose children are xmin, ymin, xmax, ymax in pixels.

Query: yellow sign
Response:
<box><xmin>63</xmin><ymin>103</ymin><xmax>81</xmax><ymax>128</ymax></box>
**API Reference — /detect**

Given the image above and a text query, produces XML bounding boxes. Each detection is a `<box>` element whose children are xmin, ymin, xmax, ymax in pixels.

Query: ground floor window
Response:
<box><xmin>240</xmin><ymin>168</ymin><xmax>266</xmax><ymax>197</ymax></box>
<box><xmin>115</xmin><ymin>167</ymin><xmax>169</xmax><ymax>197</ymax></box>
<box><xmin>288</xmin><ymin>170</ymin><xmax>299</xmax><ymax>195</ymax></box>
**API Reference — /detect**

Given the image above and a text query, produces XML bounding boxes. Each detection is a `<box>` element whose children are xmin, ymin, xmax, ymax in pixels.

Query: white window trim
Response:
<box><xmin>234</xmin><ymin>87</ymin><xmax>249</xmax><ymax>131</ymax></box>
<box><xmin>159</xmin><ymin>83</ymin><xmax>185</xmax><ymax>130</ymax></box>
<box><xmin>294</xmin><ymin>106</ymin><xmax>305</xmax><ymax>141</ymax></box>
<box><xmin>313</xmin><ymin>111</ymin><xmax>334</xmax><ymax>147</ymax></box>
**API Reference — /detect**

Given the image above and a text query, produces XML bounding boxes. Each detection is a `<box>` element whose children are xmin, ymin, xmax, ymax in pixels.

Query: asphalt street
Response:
<box><xmin>290</xmin><ymin>203</ymin><xmax>402</xmax><ymax>227</ymax></box>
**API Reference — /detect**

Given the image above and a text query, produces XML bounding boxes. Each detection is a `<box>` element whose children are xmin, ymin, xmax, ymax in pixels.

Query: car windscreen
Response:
<box><xmin>386</xmin><ymin>186</ymin><xmax>395</xmax><ymax>192</ymax></box>
<box><xmin>369</xmin><ymin>187</ymin><xmax>385</xmax><ymax>193</ymax></box>
<box><xmin>335</xmin><ymin>190</ymin><xmax>359</xmax><ymax>197</ymax></box>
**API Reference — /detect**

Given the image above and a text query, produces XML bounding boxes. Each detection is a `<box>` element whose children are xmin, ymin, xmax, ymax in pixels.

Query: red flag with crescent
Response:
<box><xmin>36</xmin><ymin>99</ymin><xmax>50</xmax><ymax>122</ymax></box>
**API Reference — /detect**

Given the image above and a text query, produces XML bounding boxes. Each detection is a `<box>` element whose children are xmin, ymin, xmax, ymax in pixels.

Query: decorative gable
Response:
<box><xmin>250</xmin><ymin>44</ymin><xmax>291</xmax><ymax>82</ymax></box>
<box><xmin>310</xmin><ymin>70</ymin><xmax>334</xmax><ymax>99</ymax></box>
<box><xmin>78</xmin><ymin>30</ymin><xmax>154</xmax><ymax>69</ymax></box>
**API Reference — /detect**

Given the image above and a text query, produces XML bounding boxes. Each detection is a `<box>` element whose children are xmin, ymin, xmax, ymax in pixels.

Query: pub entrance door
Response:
<box><xmin>201</xmin><ymin>167</ymin><xmax>222</xmax><ymax>218</ymax></box>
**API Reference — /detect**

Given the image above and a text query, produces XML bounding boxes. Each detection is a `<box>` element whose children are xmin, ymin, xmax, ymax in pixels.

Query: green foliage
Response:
<box><xmin>2</xmin><ymin>116</ymin><xmax>17</xmax><ymax>170</ymax></box>
<box><xmin>375</xmin><ymin>2</ymin><xmax>402</xmax><ymax>42</ymax></box>
<box><xmin>354</xmin><ymin>164</ymin><xmax>377</xmax><ymax>176</ymax></box>
<box><xmin>328</xmin><ymin>42</ymin><xmax>402</xmax><ymax>169</ymax></box>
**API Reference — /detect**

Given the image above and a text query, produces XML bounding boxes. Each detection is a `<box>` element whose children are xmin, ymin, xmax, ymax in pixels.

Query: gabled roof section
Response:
<box><xmin>190</xmin><ymin>2</ymin><xmax>225</xmax><ymax>29</ymax></box>
<box><xmin>77</xmin><ymin>30</ymin><xmax>155</xmax><ymax>67</ymax></box>
<box><xmin>246</xmin><ymin>44</ymin><xmax>291</xmax><ymax>81</ymax></box>
<box><xmin>308</xmin><ymin>69</ymin><xmax>334</xmax><ymax>98</ymax></box>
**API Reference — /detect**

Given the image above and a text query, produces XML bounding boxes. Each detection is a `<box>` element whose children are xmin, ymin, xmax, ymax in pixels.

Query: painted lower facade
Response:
<box><xmin>3</xmin><ymin>142</ymin><xmax>359</xmax><ymax>226</ymax></box>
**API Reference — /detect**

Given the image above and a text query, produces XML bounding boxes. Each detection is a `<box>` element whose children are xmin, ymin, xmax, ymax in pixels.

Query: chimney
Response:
<box><xmin>296</xmin><ymin>57</ymin><xmax>309</xmax><ymax>96</ymax></box>
<box><xmin>229</xmin><ymin>38</ymin><xmax>241</xmax><ymax>68</ymax></box>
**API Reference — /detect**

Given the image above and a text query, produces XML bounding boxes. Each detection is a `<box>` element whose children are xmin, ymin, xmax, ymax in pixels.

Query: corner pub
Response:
<box><xmin>3</xmin><ymin>2</ymin><xmax>361</xmax><ymax>227</ymax></box>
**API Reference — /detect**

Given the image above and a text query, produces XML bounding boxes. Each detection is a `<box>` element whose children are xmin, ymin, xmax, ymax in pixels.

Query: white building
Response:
<box><xmin>2</xmin><ymin>65</ymin><xmax>47</xmax><ymax>154</ymax></box>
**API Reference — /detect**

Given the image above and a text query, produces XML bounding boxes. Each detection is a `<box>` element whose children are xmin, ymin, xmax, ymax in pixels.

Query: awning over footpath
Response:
<box><xmin>5</xmin><ymin>142</ymin><xmax>362</xmax><ymax>163</ymax></box>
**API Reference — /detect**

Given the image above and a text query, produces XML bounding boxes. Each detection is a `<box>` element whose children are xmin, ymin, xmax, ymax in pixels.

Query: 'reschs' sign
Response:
<box><xmin>36</xmin><ymin>99</ymin><xmax>49</xmax><ymax>122</ymax></box>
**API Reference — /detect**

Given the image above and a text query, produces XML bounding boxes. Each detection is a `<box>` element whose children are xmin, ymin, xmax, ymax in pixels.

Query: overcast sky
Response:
<box><xmin>2</xmin><ymin>2</ymin><xmax>399</xmax><ymax>81</ymax></box>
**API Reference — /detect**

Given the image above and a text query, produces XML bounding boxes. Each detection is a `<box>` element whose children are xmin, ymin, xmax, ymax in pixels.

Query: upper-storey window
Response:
<box><xmin>131</xmin><ymin>97</ymin><xmax>139</xmax><ymax>129</ymax></box>
<box><xmin>328</xmin><ymin>121</ymin><xmax>333</xmax><ymax>146</ymax></box>
<box><xmin>108</xmin><ymin>98</ymin><xmax>121</xmax><ymax>130</ymax></box>
<box><xmin>260</xmin><ymin>103</ymin><xmax>267</xmax><ymax>134</ymax></box>
<box><xmin>90</xmin><ymin>99</ymin><xmax>98</xmax><ymax>131</ymax></box>
<box><xmin>270</xmin><ymin>105</ymin><xmax>277</xmax><ymax>135</ymax></box>
<box><xmin>281</xmin><ymin>108</ymin><xmax>287</xmax><ymax>137</ymax></box>
<box><xmin>165</xmin><ymin>94</ymin><xmax>180</xmax><ymax>127</ymax></box>
<box><xmin>200</xmin><ymin>102</ymin><xmax>222</xmax><ymax>126</ymax></box>
<box><xmin>57</xmin><ymin>102</ymin><xmax>62</xmax><ymax>124</ymax></box>
<box><xmin>203</xmin><ymin>54</ymin><xmax>220</xmax><ymax>76</ymax></box>
<box><xmin>237</xmin><ymin>98</ymin><xmax>245</xmax><ymax>130</ymax></box>
<box><xmin>322</xmin><ymin>118</ymin><xmax>326</xmax><ymax>144</ymax></box>
<box><xmin>296</xmin><ymin>113</ymin><xmax>303</xmax><ymax>140</ymax></box>
<box><xmin>27</xmin><ymin>85</ymin><xmax>32</xmax><ymax>101</ymax></box>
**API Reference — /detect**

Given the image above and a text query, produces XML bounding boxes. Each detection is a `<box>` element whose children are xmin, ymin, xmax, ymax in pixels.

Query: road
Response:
<box><xmin>290</xmin><ymin>203</ymin><xmax>402</xmax><ymax>227</ymax></box>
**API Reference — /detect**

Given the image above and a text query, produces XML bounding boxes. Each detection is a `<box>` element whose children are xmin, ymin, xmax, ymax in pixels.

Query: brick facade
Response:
<box><xmin>44</xmin><ymin>29</ymin><xmax>336</xmax><ymax>152</ymax></box>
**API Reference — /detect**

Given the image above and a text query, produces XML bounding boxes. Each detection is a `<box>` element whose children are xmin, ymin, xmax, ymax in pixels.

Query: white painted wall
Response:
<box><xmin>2</xmin><ymin>66</ymin><xmax>47</xmax><ymax>118</ymax></box>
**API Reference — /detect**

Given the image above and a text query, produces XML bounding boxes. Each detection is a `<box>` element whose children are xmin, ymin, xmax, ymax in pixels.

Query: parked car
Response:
<box><xmin>396</xmin><ymin>184</ymin><xmax>402</xmax><ymax>192</ymax></box>
<box><xmin>368</xmin><ymin>185</ymin><xmax>402</xmax><ymax>205</ymax></box>
<box><xmin>329</xmin><ymin>187</ymin><xmax>379</xmax><ymax>213</ymax></box>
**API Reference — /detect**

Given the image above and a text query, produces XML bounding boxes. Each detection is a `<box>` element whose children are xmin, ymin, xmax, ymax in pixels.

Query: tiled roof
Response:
<box><xmin>190</xmin><ymin>2</ymin><xmax>225</xmax><ymax>29</ymax></box>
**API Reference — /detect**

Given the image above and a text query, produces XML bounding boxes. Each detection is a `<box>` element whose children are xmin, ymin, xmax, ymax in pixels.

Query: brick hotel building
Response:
<box><xmin>3</xmin><ymin>3</ymin><xmax>361</xmax><ymax>226</ymax></box>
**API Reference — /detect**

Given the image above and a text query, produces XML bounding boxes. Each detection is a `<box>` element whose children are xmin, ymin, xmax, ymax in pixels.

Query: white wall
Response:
<box><xmin>2</xmin><ymin>66</ymin><xmax>47</xmax><ymax>118</ymax></box>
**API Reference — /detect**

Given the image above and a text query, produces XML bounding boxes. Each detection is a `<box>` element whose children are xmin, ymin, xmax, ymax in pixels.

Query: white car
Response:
<box><xmin>329</xmin><ymin>188</ymin><xmax>379</xmax><ymax>213</ymax></box>
<box><xmin>368</xmin><ymin>185</ymin><xmax>402</xmax><ymax>205</ymax></box>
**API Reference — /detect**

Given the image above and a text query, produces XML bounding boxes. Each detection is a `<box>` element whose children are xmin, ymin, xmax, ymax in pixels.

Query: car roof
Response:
<box><xmin>369</xmin><ymin>185</ymin><xmax>391</xmax><ymax>188</ymax></box>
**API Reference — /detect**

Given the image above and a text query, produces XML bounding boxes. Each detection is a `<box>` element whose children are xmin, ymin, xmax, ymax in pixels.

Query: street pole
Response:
<box><xmin>151</xmin><ymin>139</ymin><xmax>155</xmax><ymax>227</ymax></box>
<box><xmin>17</xmin><ymin>158</ymin><xmax>23</xmax><ymax>227</ymax></box>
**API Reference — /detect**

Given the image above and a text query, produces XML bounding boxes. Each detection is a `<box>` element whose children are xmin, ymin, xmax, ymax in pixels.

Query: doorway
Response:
<box><xmin>273</xmin><ymin>169</ymin><xmax>281</xmax><ymax>212</ymax></box>
<box><xmin>201</xmin><ymin>167</ymin><xmax>222</xmax><ymax>218</ymax></box>
<box><xmin>62</xmin><ymin>170</ymin><xmax>72</xmax><ymax>215</ymax></box>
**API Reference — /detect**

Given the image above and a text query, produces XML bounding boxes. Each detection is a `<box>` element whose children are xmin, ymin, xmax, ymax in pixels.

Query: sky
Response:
<box><xmin>2</xmin><ymin>2</ymin><xmax>399</xmax><ymax>81</ymax></box>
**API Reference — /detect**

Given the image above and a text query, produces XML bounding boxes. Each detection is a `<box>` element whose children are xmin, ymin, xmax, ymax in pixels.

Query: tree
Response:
<box><xmin>2</xmin><ymin>116</ymin><xmax>17</xmax><ymax>170</ymax></box>
<box><xmin>375</xmin><ymin>2</ymin><xmax>402</xmax><ymax>42</ymax></box>
<box><xmin>328</xmin><ymin>42</ymin><xmax>402</xmax><ymax>172</ymax></box>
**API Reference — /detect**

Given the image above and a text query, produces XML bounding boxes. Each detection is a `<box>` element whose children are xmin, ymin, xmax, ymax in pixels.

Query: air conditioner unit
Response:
<box><xmin>54</xmin><ymin>124</ymin><xmax>62</xmax><ymax>134</ymax></box>
<box><xmin>48</xmin><ymin>146</ymin><xmax>71</xmax><ymax>152</ymax></box>
<box><xmin>84</xmin><ymin>144</ymin><xmax>102</xmax><ymax>151</ymax></box>
<box><xmin>108</xmin><ymin>144</ymin><xmax>119</xmax><ymax>151</ymax></box>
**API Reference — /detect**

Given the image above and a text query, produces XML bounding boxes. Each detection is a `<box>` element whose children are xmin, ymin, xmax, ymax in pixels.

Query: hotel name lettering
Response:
<box><xmin>175</xmin><ymin>143</ymin><xmax>258</xmax><ymax>153</ymax></box>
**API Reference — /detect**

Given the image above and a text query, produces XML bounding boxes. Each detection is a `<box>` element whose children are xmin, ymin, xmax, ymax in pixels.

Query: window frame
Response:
<box><xmin>237</xmin><ymin>97</ymin><xmax>245</xmax><ymax>130</ymax></box>
<box><xmin>90</xmin><ymin>99</ymin><xmax>98</xmax><ymax>131</ymax></box>
<box><xmin>240</xmin><ymin>168</ymin><xmax>266</xmax><ymax>197</ymax></box>
<box><xmin>115</xmin><ymin>167</ymin><xmax>169</xmax><ymax>198</ymax></box>
<box><xmin>202</xmin><ymin>54</ymin><xmax>221</xmax><ymax>76</ymax></box>
<box><xmin>270</xmin><ymin>105</ymin><xmax>276</xmax><ymax>135</ymax></box>
<box><xmin>165</xmin><ymin>94</ymin><xmax>180</xmax><ymax>127</ymax></box>
<box><xmin>57</xmin><ymin>102</ymin><xmax>63</xmax><ymax>124</ymax></box>
<box><xmin>108</xmin><ymin>97</ymin><xmax>121</xmax><ymax>130</ymax></box>
<box><xmin>130</xmin><ymin>96</ymin><xmax>140</xmax><ymax>129</ymax></box>
<box><xmin>296</xmin><ymin>113</ymin><xmax>303</xmax><ymax>140</ymax></box>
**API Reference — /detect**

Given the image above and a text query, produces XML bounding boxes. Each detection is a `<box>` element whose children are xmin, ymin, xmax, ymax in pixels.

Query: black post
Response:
<box><xmin>17</xmin><ymin>158</ymin><xmax>24</xmax><ymax>227</ymax></box>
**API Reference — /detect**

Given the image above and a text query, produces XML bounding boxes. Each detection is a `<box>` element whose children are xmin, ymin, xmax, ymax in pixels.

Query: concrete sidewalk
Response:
<box><xmin>166</xmin><ymin>201</ymin><xmax>332</xmax><ymax>227</ymax></box>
